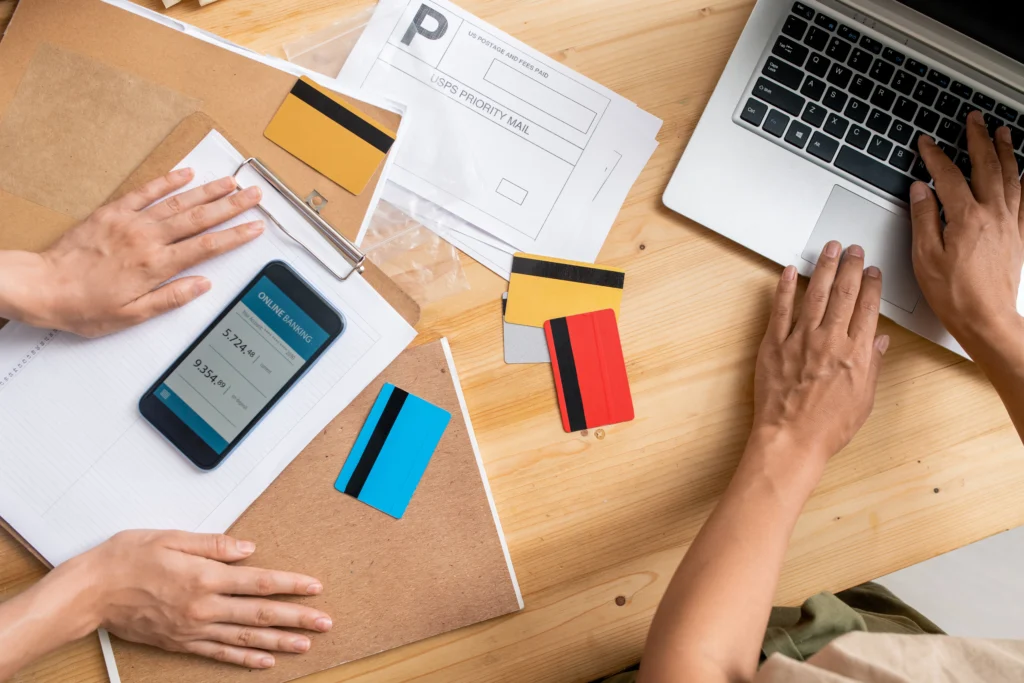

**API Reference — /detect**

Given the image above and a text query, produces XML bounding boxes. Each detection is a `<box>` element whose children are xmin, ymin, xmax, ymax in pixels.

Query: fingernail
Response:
<box><xmin>175</xmin><ymin>167</ymin><xmax>194</xmax><ymax>179</ymax></box>
<box><xmin>193</xmin><ymin>279</ymin><xmax>211</xmax><ymax>297</ymax></box>
<box><xmin>782</xmin><ymin>265</ymin><xmax>796</xmax><ymax>281</ymax></box>
<box><xmin>846</xmin><ymin>244</ymin><xmax>864</xmax><ymax>258</ymax></box>
<box><xmin>970</xmin><ymin>110</ymin><xmax>984</xmax><ymax>124</ymax></box>
<box><xmin>244</xmin><ymin>186</ymin><xmax>262</xmax><ymax>200</ymax></box>
<box><xmin>825</xmin><ymin>241</ymin><xmax>841</xmax><ymax>258</ymax></box>
<box><xmin>999</xmin><ymin>126</ymin><xmax>1012</xmax><ymax>143</ymax></box>
<box><xmin>293</xmin><ymin>638</ymin><xmax>310</xmax><ymax>653</ymax></box>
<box><xmin>866</xmin><ymin>265</ymin><xmax>881</xmax><ymax>278</ymax></box>
<box><xmin>259</xmin><ymin>655</ymin><xmax>275</xmax><ymax>668</ymax></box>
<box><xmin>315</xmin><ymin>617</ymin><xmax>333</xmax><ymax>632</ymax></box>
<box><xmin>910</xmin><ymin>181</ymin><xmax>929</xmax><ymax>203</ymax></box>
<box><xmin>220</xmin><ymin>177</ymin><xmax>237</xmax><ymax>190</ymax></box>
<box><xmin>247</xmin><ymin>221</ymin><xmax>265</xmax><ymax>235</ymax></box>
<box><xmin>876</xmin><ymin>334</ymin><xmax>890</xmax><ymax>355</ymax></box>
<box><xmin>307</xmin><ymin>583</ymin><xmax>323</xmax><ymax>595</ymax></box>
<box><xmin>919</xmin><ymin>134</ymin><xmax>934</xmax><ymax>147</ymax></box>
<box><xmin>236</xmin><ymin>540</ymin><xmax>255</xmax><ymax>554</ymax></box>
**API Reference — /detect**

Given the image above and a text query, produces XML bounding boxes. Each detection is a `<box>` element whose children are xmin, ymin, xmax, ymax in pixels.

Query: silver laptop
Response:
<box><xmin>663</xmin><ymin>0</ymin><xmax>1024</xmax><ymax>356</ymax></box>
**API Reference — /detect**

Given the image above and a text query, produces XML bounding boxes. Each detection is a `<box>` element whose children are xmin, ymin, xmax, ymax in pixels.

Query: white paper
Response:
<box><xmin>339</xmin><ymin>0</ymin><xmax>661</xmax><ymax>261</ymax></box>
<box><xmin>0</xmin><ymin>131</ymin><xmax>416</xmax><ymax>567</ymax></box>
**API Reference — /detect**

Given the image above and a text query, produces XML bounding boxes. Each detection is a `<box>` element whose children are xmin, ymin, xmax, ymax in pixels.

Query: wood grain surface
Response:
<box><xmin>2</xmin><ymin>0</ymin><xmax>1023</xmax><ymax>682</ymax></box>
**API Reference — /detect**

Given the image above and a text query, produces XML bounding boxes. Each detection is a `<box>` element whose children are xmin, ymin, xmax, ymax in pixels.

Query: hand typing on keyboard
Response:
<box><xmin>911</xmin><ymin>110</ymin><xmax>1024</xmax><ymax>359</ymax></box>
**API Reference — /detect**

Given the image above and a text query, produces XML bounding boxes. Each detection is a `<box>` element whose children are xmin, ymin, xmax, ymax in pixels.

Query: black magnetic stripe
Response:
<box><xmin>290</xmin><ymin>79</ymin><xmax>395</xmax><ymax>154</ymax></box>
<box><xmin>511</xmin><ymin>256</ymin><xmax>624</xmax><ymax>289</ymax></box>
<box><xmin>549</xmin><ymin>318</ymin><xmax>587</xmax><ymax>432</ymax></box>
<box><xmin>345</xmin><ymin>387</ymin><xmax>408</xmax><ymax>498</ymax></box>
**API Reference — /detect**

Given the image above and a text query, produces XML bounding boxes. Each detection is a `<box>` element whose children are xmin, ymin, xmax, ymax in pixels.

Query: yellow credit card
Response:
<box><xmin>264</xmin><ymin>77</ymin><xmax>397</xmax><ymax>196</ymax></box>
<box><xmin>504</xmin><ymin>253</ymin><xmax>625</xmax><ymax>328</ymax></box>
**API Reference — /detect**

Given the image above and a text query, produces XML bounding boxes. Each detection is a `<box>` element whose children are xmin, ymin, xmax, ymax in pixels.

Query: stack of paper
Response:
<box><xmin>339</xmin><ymin>0</ymin><xmax>661</xmax><ymax>279</ymax></box>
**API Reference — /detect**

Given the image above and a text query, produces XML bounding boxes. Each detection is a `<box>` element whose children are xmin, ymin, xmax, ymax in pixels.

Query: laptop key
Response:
<box><xmin>792</xmin><ymin>2</ymin><xmax>816</xmax><ymax>20</ymax></box>
<box><xmin>826</xmin><ymin>37</ymin><xmax>852</xmax><ymax>62</ymax></box>
<box><xmin>844</xmin><ymin>98</ymin><xmax>868</xmax><ymax>123</ymax></box>
<box><xmin>935</xmin><ymin>118</ymin><xmax>961</xmax><ymax>144</ymax></box>
<box><xmin>912</xmin><ymin>81</ymin><xmax>938</xmax><ymax>107</ymax></box>
<box><xmin>935</xmin><ymin>92</ymin><xmax>959</xmax><ymax>118</ymax></box>
<box><xmin>762</xmin><ymin>108</ymin><xmax>790</xmax><ymax>138</ymax></box>
<box><xmin>950</xmin><ymin>81</ymin><xmax>973</xmax><ymax>99</ymax></box>
<box><xmin>824</xmin><ymin>112</ymin><xmax>850</xmax><ymax>138</ymax></box>
<box><xmin>804</xmin><ymin>26</ymin><xmax>830</xmax><ymax>52</ymax></box>
<box><xmin>849</xmin><ymin>75</ymin><xmax>873</xmax><ymax>100</ymax></box>
<box><xmin>782</xmin><ymin>15</ymin><xmax>809</xmax><ymax>41</ymax></box>
<box><xmin>785</xmin><ymin>120</ymin><xmax>813</xmax><ymax>148</ymax></box>
<box><xmin>891</xmin><ymin>70</ymin><xmax>916</xmax><ymax>96</ymax></box>
<box><xmin>801</xmin><ymin>102</ymin><xmax>827</xmax><ymax>127</ymax></box>
<box><xmin>807</xmin><ymin>131</ymin><xmax>840</xmax><ymax>162</ymax></box>
<box><xmin>1010</xmin><ymin>126</ymin><xmax>1024</xmax><ymax>150</ymax></box>
<box><xmin>910</xmin><ymin>130</ymin><xmax>926</xmax><ymax>153</ymax></box>
<box><xmin>954</xmin><ymin>151</ymin><xmax>972</xmax><ymax>178</ymax></box>
<box><xmin>882</xmin><ymin>47</ymin><xmax>905</xmax><ymax>66</ymax></box>
<box><xmin>800</xmin><ymin>75</ymin><xmax>827</xmax><ymax>101</ymax></box>
<box><xmin>869</xmin><ymin>59</ymin><xmax>895</xmax><ymax>85</ymax></box>
<box><xmin>753</xmin><ymin>77</ymin><xmax>805</xmax><ymax>116</ymax></box>
<box><xmin>846</xmin><ymin>124</ymin><xmax>871</xmax><ymax>150</ymax></box>
<box><xmin>837</xmin><ymin>24</ymin><xmax>860</xmax><ymax>43</ymax></box>
<box><xmin>860</xmin><ymin>35</ymin><xmax>882</xmax><ymax>54</ymax></box>
<box><xmin>868</xmin><ymin>135</ymin><xmax>893</xmax><ymax>160</ymax></box>
<box><xmin>892</xmin><ymin>97</ymin><xmax>918</xmax><ymax>122</ymax></box>
<box><xmin>806</xmin><ymin>52</ymin><xmax>830</xmax><ymax>78</ymax></box>
<box><xmin>772</xmin><ymin>36</ymin><xmax>809</xmax><ymax>67</ymax></box>
<box><xmin>939</xmin><ymin>141</ymin><xmax>958</xmax><ymax>160</ymax></box>
<box><xmin>763</xmin><ymin>56</ymin><xmax>804</xmax><ymax>90</ymax></box>
<box><xmin>847</xmin><ymin>48</ymin><xmax>872</xmax><ymax>73</ymax></box>
<box><xmin>835</xmin><ymin>146</ymin><xmax>914</xmax><ymax>201</ymax></box>
<box><xmin>926</xmin><ymin>69</ymin><xmax>950</xmax><ymax>89</ymax></box>
<box><xmin>815</xmin><ymin>12</ymin><xmax>838</xmax><ymax>31</ymax></box>
<box><xmin>823</xmin><ymin>87</ymin><xmax>848</xmax><ymax>111</ymax></box>
<box><xmin>956</xmin><ymin>102</ymin><xmax>978</xmax><ymax>124</ymax></box>
<box><xmin>984</xmin><ymin>113</ymin><xmax>1005</xmax><ymax>137</ymax></box>
<box><xmin>996</xmin><ymin>103</ymin><xmax>1018</xmax><ymax>123</ymax></box>
<box><xmin>905</xmin><ymin>58</ymin><xmax>928</xmax><ymax>77</ymax></box>
<box><xmin>870</xmin><ymin>85</ymin><xmax>896</xmax><ymax>111</ymax></box>
<box><xmin>888</xmin><ymin>120</ymin><xmax>913</xmax><ymax>145</ymax></box>
<box><xmin>867</xmin><ymin>109</ymin><xmax>892</xmax><ymax>134</ymax></box>
<box><xmin>911</xmin><ymin>157</ymin><xmax>931</xmax><ymax>182</ymax></box>
<box><xmin>972</xmin><ymin>92</ymin><xmax>995</xmax><ymax>111</ymax></box>
<box><xmin>913</xmin><ymin>108</ymin><xmax>939</xmax><ymax>133</ymax></box>
<box><xmin>1015</xmin><ymin>154</ymin><xmax>1024</xmax><ymax>176</ymax></box>
<box><xmin>826</xmin><ymin>63</ymin><xmax>852</xmax><ymax>89</ymax></box>
<box><xmin>890</xmin><ymin>146</ymin><xmax>914</xmax><ymax>172</ymax></box>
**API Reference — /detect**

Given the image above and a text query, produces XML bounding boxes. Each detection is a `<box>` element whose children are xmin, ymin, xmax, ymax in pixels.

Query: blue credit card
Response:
<box><xmin>334</xmin><ymin>383</ymin><xmax>451</xmax><ymax>519</ymax></box>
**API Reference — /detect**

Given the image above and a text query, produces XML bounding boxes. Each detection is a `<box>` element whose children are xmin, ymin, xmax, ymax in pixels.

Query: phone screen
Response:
<box><xmin>152</xmin><ymin>275</ymin><xmax>332</xmax><ymax>455</ymax></box>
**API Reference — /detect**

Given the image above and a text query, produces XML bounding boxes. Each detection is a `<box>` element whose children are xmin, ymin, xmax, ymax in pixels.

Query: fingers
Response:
<box><xmin>160</xmin><ymin>531</ymin><xmax>258</xmax><ymax>563</ymax></box>
<box><xmin>147</xmin><ymin>176</ymin><xmax>239</xmax><ymax>229</ymax></box>
<box><xmin>994</xmin><ymin>126</ymin><xmax>1022</xmax><ymax>214</ymax></box>
<box><xmin>798</xmin><ymin>240</ymin><xmax>842</xmax><ymax>329</ymax></box>
<box><xmin>168</xmin><ymin>221</ymin><xmax>264</xmax><ymax>273</ymax></box>
<box><xmin>909</xmin><ymin>181</ymin><xmax>944</xmax><ymax>257</ymax></box>
<box><xmin>209</xmin><ymin>596</ymin><xmax>333</xmax><ymax>633</ymax></box>
<box><xmin>118</xmin><ymin>276</ymin><xmax>212</xmax><ymax>326</ymax></box>
<box><xmin>202</xmin><ymin>624</ymin><xmax>312</xmax><ymax>655</ymax></box>
<box><xmin>767</xmin><ymin>266</ymin><xmax>798</xmax><ymax>342</ymax></box>
<box><xmin>966</xmin><ymin>110</ymin><xmax>1005</xmax><ymax>206</ymax></box>
<box><xmin>161</xmin><ymin>185</ymin><xmax>263</xmax><ymax>243</ymax></box>
<box><xmin>822</xmin><ymin>244</ymin><xmax>865</xmax><ymax>331</ymax></box>
<box><xmin>918</xmin><ymin>135</ymin><xmax>974</xmax><ymax>221</ymax></box>
<box><xmin>848</xmin><ymin>266</ymin><xmax>882</xmax><ymax>341</ymax></box>
<box><xmin>118</xmin><ymin>168</ymin><xmax>195</xmax><ymax>212</ymax></box>
<box><xmin>185</xmin><ymin>640</ymin><xmax>276</xmax><ymax>669</ymax></box>
<box><xmin>208</xmin><ymin>565</ymin><xmax>323</xmax><ymax>597</ymax></box>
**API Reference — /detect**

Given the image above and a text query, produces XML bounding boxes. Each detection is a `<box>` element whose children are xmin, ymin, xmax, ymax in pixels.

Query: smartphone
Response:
<box><xmin>140</xmin><ymin>261</ymin><xmax>345</xmax><ymax>470</ymax></box>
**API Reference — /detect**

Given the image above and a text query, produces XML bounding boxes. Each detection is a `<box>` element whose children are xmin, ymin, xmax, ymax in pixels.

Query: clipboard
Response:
<box><xmin>0</xmin><ymin>0</ymin><xmax>416</xmax><ymax>327</ymax></box>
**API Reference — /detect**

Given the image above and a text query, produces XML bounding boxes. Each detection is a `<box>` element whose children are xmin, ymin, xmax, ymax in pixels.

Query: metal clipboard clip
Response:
<box><xmin>231</xmin><ymin>158</ymin><xmax>366</xmax><ymax>281</ymax></box>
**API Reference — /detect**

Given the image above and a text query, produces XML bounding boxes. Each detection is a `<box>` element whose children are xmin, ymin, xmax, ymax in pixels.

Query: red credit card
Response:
<box><xmin>544</xmin><ymin>309</ymin><xmax>634</xmax><ymax>432</ymax></box>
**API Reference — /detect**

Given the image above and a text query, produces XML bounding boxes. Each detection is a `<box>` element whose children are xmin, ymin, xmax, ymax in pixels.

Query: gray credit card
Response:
<box><xmin>502</xmin><ymin>293</ymin><xmax>550</xmax><ymax>364</ymax></box>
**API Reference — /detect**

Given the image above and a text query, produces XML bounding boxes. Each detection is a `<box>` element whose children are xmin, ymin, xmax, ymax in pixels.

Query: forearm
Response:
<box><xmin>637</xmin><ymin>431</ymin><xmax>823</xmax><ymax>683</ymax></box>
<box><xmin>0</xmin><ymin>556</ymin><xmax>101</xmax><ymax>681</ymax></box>
<box><xmin>0</xmin><ymin>250</ymin><xmax>48</xmax><ymax>325</ymax></box>
<box><xmin>959</xmin><ymin>316</ymin><xmax>1024</xmax><ymax>443</ymax></box>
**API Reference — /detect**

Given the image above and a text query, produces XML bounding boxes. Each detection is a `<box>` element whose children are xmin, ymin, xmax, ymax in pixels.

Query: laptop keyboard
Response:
<box><xmin>737</xmin><ymin>1</ymin><xmax>1024</xmax><ymax>203</ymax></box>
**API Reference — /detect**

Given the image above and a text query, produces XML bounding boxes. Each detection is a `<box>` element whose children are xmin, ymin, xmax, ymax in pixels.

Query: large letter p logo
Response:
<box><xmin>401</xmin><ymin>4</ymin><xmax>449</xmax><ymax>46</ymax></box>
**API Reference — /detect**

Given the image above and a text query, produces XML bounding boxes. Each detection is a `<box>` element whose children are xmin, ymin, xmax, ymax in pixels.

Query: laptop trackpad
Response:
<box><xmin>801</xmin><ymin>186</ymin><xmax>922</xmax><ymax>314</ymax></box>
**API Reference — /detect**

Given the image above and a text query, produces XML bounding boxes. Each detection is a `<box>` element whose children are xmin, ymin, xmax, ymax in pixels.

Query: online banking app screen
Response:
<box><xmin>155</xmin><ymin>276</ymin><xmax>330</xmax><ymax>454</ymax></box>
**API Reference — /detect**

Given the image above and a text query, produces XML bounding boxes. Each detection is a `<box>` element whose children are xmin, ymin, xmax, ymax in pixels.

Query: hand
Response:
<box><xmin>4</xmin><ymin>168</ymin><xmax>264</xmax><ymax>337</ymax></box>
<box><xmin>911</xmin><ymin>110</ymin><xmax>1024</xmax><ymax>350</ymax></box>
<box><xmin>72</xmin><ymin>530</ymin><xmax>332</xmax><ymax>669</ymax></box>
<box><xmin>751</xmin><ymin>242</ymin><xmax>888</xmax><ymax>464</ymax></box>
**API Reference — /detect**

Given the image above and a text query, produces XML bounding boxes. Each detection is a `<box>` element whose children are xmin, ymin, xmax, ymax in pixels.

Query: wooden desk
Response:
<box><xmin>2</xmin><ymin>1</ymin><xmax>1023</xmax><ymax>681</ymax></box>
